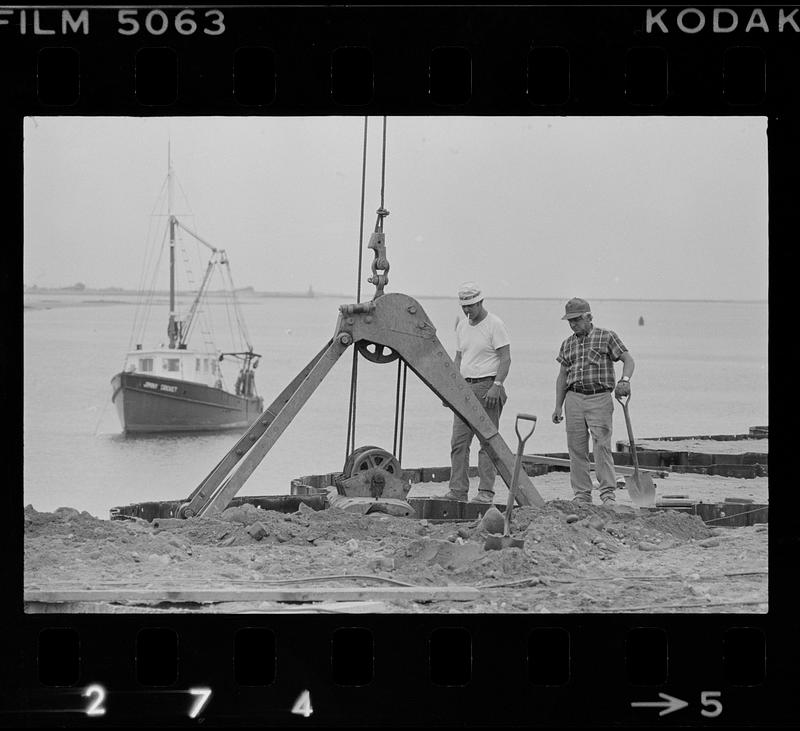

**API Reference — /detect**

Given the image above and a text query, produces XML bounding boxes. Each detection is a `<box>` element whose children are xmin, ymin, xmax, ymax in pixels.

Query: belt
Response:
<box><xmin>568</xmin><ymin>385</ymin><xmax>611</xmax><ymax>395</ymax></box>
<box><xmin>464</xmin><ymin>375</ymin><xmax>496</xmax><ymax>383</ymax></box>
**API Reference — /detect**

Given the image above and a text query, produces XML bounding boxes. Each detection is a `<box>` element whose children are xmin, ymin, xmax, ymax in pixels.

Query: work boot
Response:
<box><xmin>600</xmin><ymin>489</ymin><xmax>616</xmax><ymax>506</ymax></box>
<box><xmin>441</xmin><ymin>490</ymin><xmax>468</xmax><ymax>502</ymax></box>
<box><xmin>470</xmin><ymin>492</ymin><xmax>494</xmax><ymax>504</ymax></box>
<box><xmin>572</xmin><ymin>492</ymin><xmax>592</xmax><ymax>504</ymax></box>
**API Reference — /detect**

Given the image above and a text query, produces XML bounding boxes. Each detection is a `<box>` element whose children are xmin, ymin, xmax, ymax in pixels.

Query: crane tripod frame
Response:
<box><xmin>178</xmin><ymin>292</ymin><xmax>545</xmax><ymax>519</ymax></box>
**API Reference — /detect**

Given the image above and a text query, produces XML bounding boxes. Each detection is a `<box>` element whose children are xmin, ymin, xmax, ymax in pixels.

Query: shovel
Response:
<box><xmin>484</xmin><ymin>413</ymin><xmax>537</xmax><ymax>550</ymax></box>
<box><xmin>615</xmin><ymin>393</ymin><xmax>656</xmax><ymax>508</ymax></box>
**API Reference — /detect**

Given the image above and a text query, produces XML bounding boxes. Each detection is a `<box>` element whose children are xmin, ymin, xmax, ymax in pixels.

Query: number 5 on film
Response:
<box><xmin>700</xmin><ymin>691</ymin><xmax>723</xmax><ymax>718</ymax></box>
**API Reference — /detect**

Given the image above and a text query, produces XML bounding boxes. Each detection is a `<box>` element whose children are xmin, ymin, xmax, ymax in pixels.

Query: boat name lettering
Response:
<box><xmin>141</xmin><ymin>381</ymin><xmax>178</xmax><ymax>393</ymax></box>
<box><xmin>0</xmin><ymin>9</ymin><xmax>227</xmax><ymax>36</ymax></box>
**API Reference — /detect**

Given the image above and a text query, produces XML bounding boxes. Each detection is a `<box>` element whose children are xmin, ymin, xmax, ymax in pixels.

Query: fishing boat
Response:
<box><xmin>111</xmin><ymin>149</ymin><xmax>264</xmax><ymax>433</ymax></box>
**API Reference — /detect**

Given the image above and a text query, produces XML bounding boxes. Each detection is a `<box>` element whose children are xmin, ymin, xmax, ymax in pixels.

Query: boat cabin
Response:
<box><xmin>122</xmin><ymin>347</ymin><xmax>225</xmax><ymax>389</ymax></box>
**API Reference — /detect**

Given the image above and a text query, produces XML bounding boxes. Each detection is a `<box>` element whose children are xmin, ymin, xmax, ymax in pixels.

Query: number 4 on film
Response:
<box><xmin>292</xmin><ymin>690</ymin><xmax>313</xmax><ymax>718</ymax></box>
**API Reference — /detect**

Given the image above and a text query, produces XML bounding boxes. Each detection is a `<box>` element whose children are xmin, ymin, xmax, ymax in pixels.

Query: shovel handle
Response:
<box><xmin>504</xmin><ymin>414</ymin><xmax>537</xmax><ymax>536</ymax></box>
<box><xmin>615</xmin><ymin>394</ymin><xmax>642</xmax><ymax>475</ymax></box>
<box><xmin>514</xmin><ymin>413</ymin><xmax>538</xmax><ymax>451</ymax></box>
<box><xmin>615</xmin><ymin>392</ymin><xmax>631</xmax><ymax>408</ymax></box>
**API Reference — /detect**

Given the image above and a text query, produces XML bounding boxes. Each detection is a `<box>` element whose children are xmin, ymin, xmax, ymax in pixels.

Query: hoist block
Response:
<box><xmin>333</xmin><ymin>445</ymin><xmax>413</xmax><ymax>515</ymax></box>
<box><xmin>343</xmin><ymin>446</ymin><xmax>401</xmax><ymax>479</ymax></box>
<box><xmin>337</xmin><ymin>468</ymin><xmax>411</xmax><ymax>500</ymax></box>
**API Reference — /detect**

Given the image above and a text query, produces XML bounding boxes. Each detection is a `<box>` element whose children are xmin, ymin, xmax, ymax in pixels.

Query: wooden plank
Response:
<box><xmin>24</xmin><ymin>586</ymin><xmax>480</xmax><ymax>605</ymax></box>
<box><xmin>24</xmin><ymin>600</ymin><xmax>392</xmax><ymax>614</ymax></box>
<box><xmin>269</xmin><ymin>601</ymin><xmax>389</xmax><ymax>613</ymax></box>
<box><xmin>25</xmin><ymin>602</ymin><xmax>166</xmax><ymax>614</ymax></box>
<box><xmin>522</xmin><ymin>454</ymin><xmax>667</xmax><ymax>478</ymax></box>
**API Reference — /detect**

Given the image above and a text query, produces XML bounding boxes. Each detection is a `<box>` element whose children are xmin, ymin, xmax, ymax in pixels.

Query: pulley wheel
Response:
<box><xmin>341</xmin><ymin>444</ymin><xmax>380</xmax><ymax>476</ymax></box>
<box><xmin>344</xmin><ymin>446</ymin><xmax>401</xmax><ymax>478</ymax></box>
<box><xmin>357</xmin><ymin>341</ymin><xmax>399</xmax><ymax>364</ymax></box>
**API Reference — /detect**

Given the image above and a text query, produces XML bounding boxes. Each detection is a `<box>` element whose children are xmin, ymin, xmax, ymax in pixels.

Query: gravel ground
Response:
<box><xmin>24</xmin><ymin>468</ymin><xmax>767</xmax><ymax>614</ymax></box>
<box><xmin>408</xmin><ymin>470</ymin><xmax>768</xmax><ymax>507</ymax></box>
<box><xmin>628</xmin><ymin>438</ymin><xmax>768</xmax><ymax>454</ymax></box>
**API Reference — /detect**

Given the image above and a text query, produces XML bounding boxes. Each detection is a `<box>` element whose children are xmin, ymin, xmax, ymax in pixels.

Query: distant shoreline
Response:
<box><xmin>23</xmin><ymin>288</ymin><xmax>767</xmax><ymax>306</ymax></box>
<box><xmin>24</xmin><ymin>298</ymin><xmax>135</xmax><ymax>311</ymax></box>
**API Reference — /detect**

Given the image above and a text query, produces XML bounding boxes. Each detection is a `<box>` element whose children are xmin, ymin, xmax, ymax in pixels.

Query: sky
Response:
<box><xmin>23</xmin><ymin>115</ymin><xmax>768</xmax><ymax>301</ymax></box>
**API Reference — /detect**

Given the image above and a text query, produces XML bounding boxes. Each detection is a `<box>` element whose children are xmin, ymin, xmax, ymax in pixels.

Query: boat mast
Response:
<box><xmin>167</xmin><ymin>141</ymin><xmax>179</xmax><ymax>349</ymax></box>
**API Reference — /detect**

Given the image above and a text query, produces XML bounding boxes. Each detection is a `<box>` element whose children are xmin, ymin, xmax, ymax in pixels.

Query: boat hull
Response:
<box><xmin>111</xmin><ymin>372</ymin><xmax>263</xmax><ymax>433</ymax></box>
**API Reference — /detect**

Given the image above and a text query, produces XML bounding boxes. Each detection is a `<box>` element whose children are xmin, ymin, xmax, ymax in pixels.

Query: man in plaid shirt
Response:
<box><xmin>552</xmin><ymin>298</ymin><xmax>635</xmax><ymax>505</ymax></box>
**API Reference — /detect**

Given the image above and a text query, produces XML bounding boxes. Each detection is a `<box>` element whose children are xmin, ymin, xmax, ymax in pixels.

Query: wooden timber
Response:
<box><xmin>24</xmin><ymin>586</ymin><xmax>480</xmax><ymax>606</ymax></box>
<box><xmin>24</xmin><ymin>600</ymin><xmax>392</xmax><ymax>614</ymax></box>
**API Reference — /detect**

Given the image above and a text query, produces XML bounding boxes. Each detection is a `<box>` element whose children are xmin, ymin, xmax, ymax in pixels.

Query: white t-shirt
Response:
<box><xmin>455</xmin><ymin>312</ymin><xmax>510</xmax><ymax>378</ymax></box>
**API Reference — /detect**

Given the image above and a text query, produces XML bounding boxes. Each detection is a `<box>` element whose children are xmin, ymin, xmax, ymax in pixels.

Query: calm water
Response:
<box><xmin>24</xmin><ymin>294</ymin><xmax>768</xmax><ymax>517</ymax></box>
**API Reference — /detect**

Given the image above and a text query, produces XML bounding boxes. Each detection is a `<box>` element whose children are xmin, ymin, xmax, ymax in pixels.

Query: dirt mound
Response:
<box><xmin>141</xmin><ymin>502</ymin><xmax>427</xmax><ymax>549</ymax></box>
<box><xmin>24</xmin><ymin>500</ymin><xmax>758</xmax><ymax>614</ymax></box>
<box><xmin>25</xmin><ymin>504</ymin><xmax>117</xmax><ymax>540</ymax></box>
<box><xmin>385</xmin><ymin>501</ymin><xmax>713</xmax><ymax>584</ymax></box>
<box><xmin>25</xmin><ymin>500</ymin><xmax>713</xmax><ymax>557</ymax></box>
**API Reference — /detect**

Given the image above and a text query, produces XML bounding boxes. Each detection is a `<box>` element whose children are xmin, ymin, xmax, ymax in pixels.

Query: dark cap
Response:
<box><xmin>562</xmin><ymin>297</ymin><xmax>591</xmax><ymax>320</ymax></box>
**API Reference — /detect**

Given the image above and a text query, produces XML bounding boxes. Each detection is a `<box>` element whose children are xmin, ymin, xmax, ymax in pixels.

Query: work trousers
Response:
<box><xmin>564</xmin><ymin>390</ymin><xmax>617</xmax><ymax>503</ymax></box>
<box><xmin>449</xmin><ymin>379</ymin><xmax>504</xmax><ymax>497</ymax></box>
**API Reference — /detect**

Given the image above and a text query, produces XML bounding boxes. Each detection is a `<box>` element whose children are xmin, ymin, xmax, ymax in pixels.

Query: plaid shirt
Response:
<box><xmin>557</xmin><ymin>326</ymin><xmax>627</xmax><ymax>390</ymax></box>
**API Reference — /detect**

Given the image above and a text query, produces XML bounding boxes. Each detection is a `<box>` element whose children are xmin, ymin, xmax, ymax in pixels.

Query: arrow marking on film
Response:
<box><xmin>631</xmin><ymin>693</ymin><xmax>689</xmax><ymax>716</ymax></box>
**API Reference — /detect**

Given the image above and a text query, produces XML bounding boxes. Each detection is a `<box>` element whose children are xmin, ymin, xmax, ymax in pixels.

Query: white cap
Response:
<box><xmin>457</xmin><ymin>282</ymin><xmax>483</xmax><ymax>306</ymax></box>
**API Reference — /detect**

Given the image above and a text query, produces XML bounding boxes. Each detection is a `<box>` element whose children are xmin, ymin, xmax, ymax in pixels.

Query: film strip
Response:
<box><xmin>5</xmin><ymin>1</ymin><xmax>788</xmax><ymax>727</ymax></box>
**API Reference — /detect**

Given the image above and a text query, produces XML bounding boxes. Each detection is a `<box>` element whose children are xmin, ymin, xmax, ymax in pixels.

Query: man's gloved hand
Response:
<box><xmin>614</xmin><ymin>380</ymin><xmax>631</xmax><ymax>398</ymax></box>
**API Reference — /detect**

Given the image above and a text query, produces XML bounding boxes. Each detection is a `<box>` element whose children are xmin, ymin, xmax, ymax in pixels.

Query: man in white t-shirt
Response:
<box><xmin>442</xmin><ymin>282</ymin><xmax>511</xmax><ymax>504</ymax></box>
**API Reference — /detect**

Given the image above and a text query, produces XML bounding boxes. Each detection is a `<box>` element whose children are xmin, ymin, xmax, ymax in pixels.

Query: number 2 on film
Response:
<box><xmin>82</xmin><ymin>684</ymin><xmax>106</xmax><ymax>716</ymax></box>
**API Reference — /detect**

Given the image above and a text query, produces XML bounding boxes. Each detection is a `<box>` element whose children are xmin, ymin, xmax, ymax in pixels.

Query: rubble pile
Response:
<box><xmin>26</xmin><ymin>498</ymin><xmax>761</xmax><ymax>606</ymax></box>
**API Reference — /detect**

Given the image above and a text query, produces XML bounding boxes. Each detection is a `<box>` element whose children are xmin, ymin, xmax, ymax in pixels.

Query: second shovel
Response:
<box><xmin>615</xmin><ymin>393</ymin><xmax>656</xmax><ymax>508</ymax></box>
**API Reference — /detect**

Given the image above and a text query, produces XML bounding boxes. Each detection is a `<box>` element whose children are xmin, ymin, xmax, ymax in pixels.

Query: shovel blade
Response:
<box><xmin>626</xmin><ymin>472</ymin><xmax>656</xmax><ymax>508</ymax></box>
